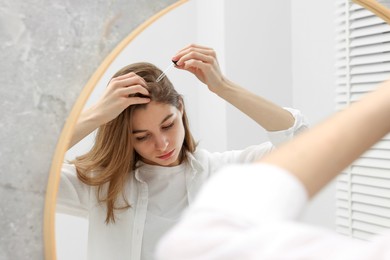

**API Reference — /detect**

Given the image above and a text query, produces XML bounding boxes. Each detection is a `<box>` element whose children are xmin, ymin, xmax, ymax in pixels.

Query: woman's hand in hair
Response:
<box><xmin>92</xmin><ymin>72</ymin><xmax>150</xmax><ymax>125</ymax></box>
<box><xmin>69</xmin><ymin>72</ymin><xmax>150</xmax><ymax>149</ymax></box>
<box><xmin>172</xmin><ymin>44</ymin><xmax>225</xmax><ymax>93</ymax></box>
<box><xmin>69</xmin><ymin>72</ymin><xmax>150</xmax><ymax>148</ymax></box>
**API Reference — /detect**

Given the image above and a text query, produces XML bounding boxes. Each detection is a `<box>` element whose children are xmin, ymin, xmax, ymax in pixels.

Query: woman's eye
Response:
<box><xmin>136</xmin><ymin>135</ymin><xmax>149</xmax><ymax>141</ymax></box>
<box><xmin>162</xmin><ymin>122</ymin><xmax>174</xmax><ymax>130</ymax></box>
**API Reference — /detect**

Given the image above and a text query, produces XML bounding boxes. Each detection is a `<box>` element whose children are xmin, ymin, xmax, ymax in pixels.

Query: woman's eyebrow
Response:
<box><xmin>160</xmin><ymin>113</ymin><xmax>174</xmax><ymax>125</ymax></box>
<box><xmin>132</xmin><ymin>113</ymin><xmax>174</xmax><ymax>134</ymax></box>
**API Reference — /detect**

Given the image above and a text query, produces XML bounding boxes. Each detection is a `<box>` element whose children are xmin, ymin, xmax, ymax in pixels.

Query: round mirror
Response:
<box><xmin>46</xmin><ymin>0</ymin><xmax>341</xmax><ymax>259</ymax></box>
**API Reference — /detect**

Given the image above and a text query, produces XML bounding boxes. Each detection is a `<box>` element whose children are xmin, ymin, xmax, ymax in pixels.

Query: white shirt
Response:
<box><xmin>138</xmin><ymin>163</ymin><xmax>189</xmax><ymax>260</ymax></box>
<box><xmin>57</xmin><ymin>108</ymin><xmax>308</xmax><ymax>260</ymax></box>
<box><xmin>156</xmin><ymin>164</ymin><xmax>390</xmax><ymax>260</ymax></box>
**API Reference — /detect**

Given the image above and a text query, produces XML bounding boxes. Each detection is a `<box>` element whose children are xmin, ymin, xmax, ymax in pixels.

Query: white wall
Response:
<box><xmin>291</xmin><ymin>0</ymin><xmax>337</xmax><ymax>228</ymax></box>
<box><xmin>224</xmin><ymin>1</ymin><xmax>293</xmax><ymax>149</ymax></box>
<box><xmin>58</xmin><ymin>1</ymin><xmax>339</xmax><ymax>259</ymax></box>
<box><xmin>194</xmin><ymin>0</ymin><xmax>228</xmax><ymax>152</ymax></box>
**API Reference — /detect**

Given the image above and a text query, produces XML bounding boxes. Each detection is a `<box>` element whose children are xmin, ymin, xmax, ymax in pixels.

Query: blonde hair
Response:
<box><xmin>71</xmin><ymin>62</ymin><xmax>197</xmax><ymax>223</ymax></box>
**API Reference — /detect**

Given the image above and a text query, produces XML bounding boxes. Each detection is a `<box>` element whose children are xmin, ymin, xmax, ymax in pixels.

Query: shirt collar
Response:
<box><xmin>133</xmin><ymin>151</ymin><xmax>203</xmax><ymax>183</ymax></box>
<box><xmin>186</xmin><ymin>150</ymin><xmax>204</xmax><ymax>173</ymax></box>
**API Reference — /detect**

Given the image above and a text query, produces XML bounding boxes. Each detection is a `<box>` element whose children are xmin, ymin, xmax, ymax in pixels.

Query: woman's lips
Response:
<box><xmin>157</xmin><ymin>149</ymin><xmax>175</xmax><ymax>160</ymax></box>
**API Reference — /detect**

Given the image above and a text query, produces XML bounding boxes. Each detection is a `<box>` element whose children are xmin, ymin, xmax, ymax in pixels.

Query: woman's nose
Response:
<box><xmin>155</xmin><ymin>135</ymin><xmax>168</xmax><ymax>150</ymax></box>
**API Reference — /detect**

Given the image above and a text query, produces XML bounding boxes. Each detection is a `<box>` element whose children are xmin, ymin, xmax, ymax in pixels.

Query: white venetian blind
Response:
<box><xmin>335</xmin><ymin>0</ymin><xmax>390</xmax><ymax>240</ymax></box>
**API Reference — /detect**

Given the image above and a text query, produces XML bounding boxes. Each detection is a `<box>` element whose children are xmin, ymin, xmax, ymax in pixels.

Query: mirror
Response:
<box><xmin>47</xmin><ymin>0</ymin><xmax>351</xmax><ymax>259</ymax></box>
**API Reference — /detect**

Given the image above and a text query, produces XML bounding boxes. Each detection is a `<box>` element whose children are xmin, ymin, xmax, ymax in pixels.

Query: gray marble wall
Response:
<box><xmin>0</xmin><ymin>1</ymin><xmax>176</xmax><ymax>259</ymax></box>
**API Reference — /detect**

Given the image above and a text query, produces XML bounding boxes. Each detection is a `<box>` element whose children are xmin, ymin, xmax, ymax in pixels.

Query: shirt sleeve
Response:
<box><xmin>197</xmin><ymin>108</ymin><xmax>308</xmax><ymax>173</ymax></box>
<box><xmin>267</xmin><ymin>107</ymin><xmax>309</xmax><ymax>146</ymax></box>
<box><xmin>56</xmin><ymin>162</ymin><xmax>91</xmax><ymax>217</ymax></box>
<box><xmin>156</xmin><ymin>163</ymin><xmax>390</xmax><ymax>260</ymax></box>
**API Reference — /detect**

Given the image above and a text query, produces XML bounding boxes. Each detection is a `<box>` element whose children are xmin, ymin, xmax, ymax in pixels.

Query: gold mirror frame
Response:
<box><xmin>353</xmin><ymin>0</ymin><xmax>390</xmax><ymax>23</ymax></box>
<box><xmin>43</xmin><ymin>1</ymin><xmax>187</xmax><ymax>259</ymax></box>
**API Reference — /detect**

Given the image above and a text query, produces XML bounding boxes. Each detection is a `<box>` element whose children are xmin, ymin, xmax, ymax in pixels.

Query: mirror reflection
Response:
<box><xmin>55</xmin><ymin>1</ymin><xmax>337</xmax><ymax>259</ymax></box>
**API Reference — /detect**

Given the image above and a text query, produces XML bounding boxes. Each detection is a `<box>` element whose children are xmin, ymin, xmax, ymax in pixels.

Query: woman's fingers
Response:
<box><xmin>99</xmin><ymin>72</ymin><xmax>151</xmax><ymax>112</ymax></box>
<box><xmin>182</xmin><ymin>59</ymin><xmax>211</xmax><ymax>71</ymax></box>
<box><xmin>172</xmin><ymin>46</ymin><xmax>218</xmax><ymax>75</ymax></box>
<box><xmin>174</xmin><ymin>43</ymin><xmax>213</xmax><ymax>56</ymax></box>
<box><xmin>123</xmin><ymin>86</ymin><xmax>151</xmax><ymax>106</ymax></box>
<box><xmin>109</xmin><ymin>72</ymin><xmax>148</xmax><ymax>89</ymax></box>
<box><xmin>109</xmin><ymin>73</ymin><xmax>151</xmax><ymax>101</ymax></box>
<box><xmin>119</xmin><ymin>84</ymin><xmax>150</xmax><ymax>97</ymax></box>
<box><xmin>172</xmin><ymin>44</ymin><xmax>216</xmax><ymax>66</ymax></box>
<box><xmin>172</xmin><ymin>44</ymin><xmax>224</xmax><ymax>92</ymax></box>
<box><xmin>127</xmin><ymin>96</ymin><xmax>151</xmax><ymax>106</ymax></box>
<box><xmin>178</xmin><ymin>52</ymin><xmax>216</xmax><ymax>69</ymax></box>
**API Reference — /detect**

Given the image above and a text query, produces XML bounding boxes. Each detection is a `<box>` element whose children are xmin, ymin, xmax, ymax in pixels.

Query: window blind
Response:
<box><xmin>335</xmin><ymin>0</ymin><xmax>390</xmax><ymax>241</ymax></box>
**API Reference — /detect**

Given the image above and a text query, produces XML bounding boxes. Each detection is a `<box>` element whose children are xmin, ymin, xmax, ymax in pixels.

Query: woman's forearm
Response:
<box><xmin>214</xmin><ymin>78</ymin><xmax>295</xmax><ymax>131</ymax></box>
<box><xmin>261</xmin><ymin>80</ymin><xmax>390</xmax><ymax>198</ymax></box>
<box><xmin>172</xmin><ymin>44</ymin><xmax>294</xmax><ymax>132</ymax></box>
<box><xmin>68</xmin><ymin>105</ymin><xmax>103</xmax><ymax>149</ymax></box>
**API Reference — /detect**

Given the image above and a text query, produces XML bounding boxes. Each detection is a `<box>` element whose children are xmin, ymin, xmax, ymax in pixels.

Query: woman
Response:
<box><xmin>58</xmin><ymin>44</ymin><xmax>308</xmax><ymax>260</ymax></box>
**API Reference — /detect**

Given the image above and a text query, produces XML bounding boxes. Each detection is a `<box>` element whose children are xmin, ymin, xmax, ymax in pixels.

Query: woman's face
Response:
<box><xmin>131</xmin><ymin>101</ymin><xmax>185</xmax><ymax>166</ymax></box>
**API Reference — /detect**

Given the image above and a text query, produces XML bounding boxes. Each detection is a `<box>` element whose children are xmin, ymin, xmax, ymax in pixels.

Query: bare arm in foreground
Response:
<box><xmin>156</xmin><ymin>80</ymin><xmax>390</xmax><ymax>260</ymax></box>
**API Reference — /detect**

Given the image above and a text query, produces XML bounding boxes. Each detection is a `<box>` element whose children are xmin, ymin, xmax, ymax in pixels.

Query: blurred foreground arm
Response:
<box><xmin>156</xmin><ymin>80</ymin><xmax>390</xmax><ymax>260</ymax></box>
<box><xmin>261</xmin><ymin>80</ymin><xmax>390</xmax><ymax>197</ymax></box>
